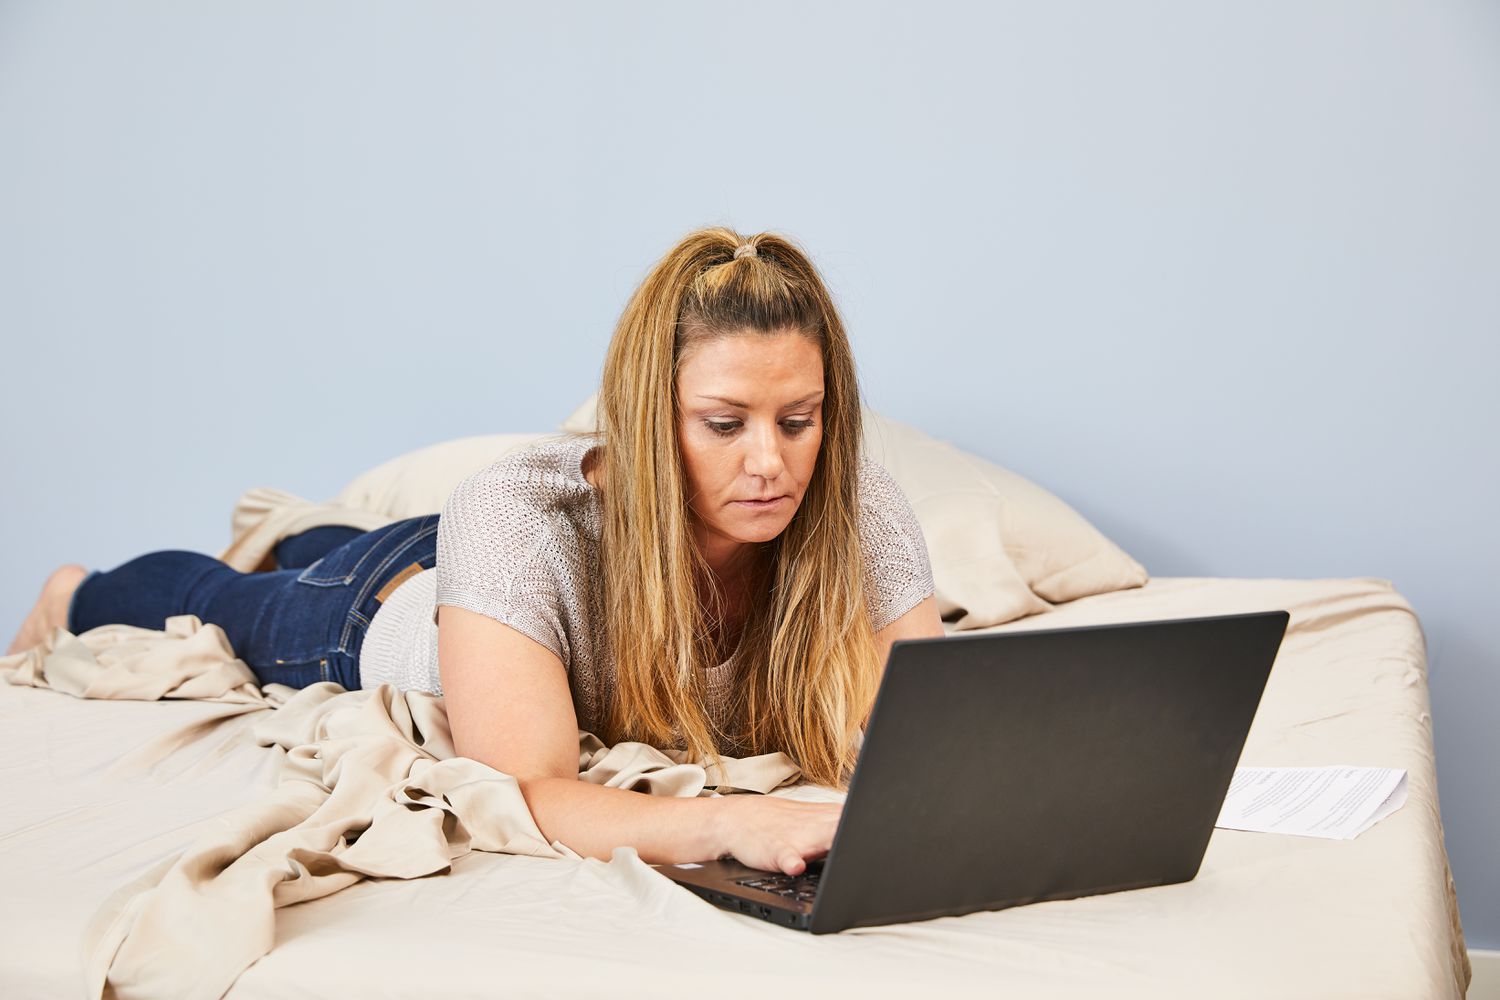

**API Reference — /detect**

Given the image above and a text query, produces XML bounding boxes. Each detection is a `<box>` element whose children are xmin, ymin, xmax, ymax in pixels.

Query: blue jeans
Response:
<box><xmin>66</xmin><ymin>515</ymin><xmax>440</xmax><ymax>690</ymax></box>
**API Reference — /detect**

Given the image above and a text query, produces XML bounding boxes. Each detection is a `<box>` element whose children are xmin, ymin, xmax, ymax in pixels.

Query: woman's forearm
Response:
<box><xmin>518</xmin><ymin>776</ymin><xmax>727</xmax><ymax>865</ymax></box>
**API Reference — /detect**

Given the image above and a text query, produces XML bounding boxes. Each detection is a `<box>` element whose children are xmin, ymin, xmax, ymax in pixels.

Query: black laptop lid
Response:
<box><xmin>809</xmin><ymin>610</ymin><xmax>1289</xmax><ymax>934</ymax></box>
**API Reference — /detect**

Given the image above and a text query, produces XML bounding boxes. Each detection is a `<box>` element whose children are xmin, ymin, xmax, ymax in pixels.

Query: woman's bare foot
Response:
<box><xmin>6</xmin><ymin>564</ymin><xmax>90</xmax><ymax>656</ymax></box>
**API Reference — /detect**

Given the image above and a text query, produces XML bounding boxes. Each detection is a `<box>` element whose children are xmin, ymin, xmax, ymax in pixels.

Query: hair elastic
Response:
<box><xmin>733</xmin><ymin>243</ymin><xmax>758</xmax><ymax>260</ymax></box>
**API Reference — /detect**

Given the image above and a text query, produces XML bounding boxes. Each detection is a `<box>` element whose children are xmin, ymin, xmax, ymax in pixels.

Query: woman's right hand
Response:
<box><xmin>714</xmin><ymin>795</ymin><xmax>843</xmax><ymax>875</ymax></box>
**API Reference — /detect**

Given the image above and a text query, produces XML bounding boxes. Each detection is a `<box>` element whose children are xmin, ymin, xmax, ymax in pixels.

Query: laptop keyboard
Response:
<box><xmin>735</xmin><ymin>869</ymin><xmax>822</xmax><ymax>903</ymax></box>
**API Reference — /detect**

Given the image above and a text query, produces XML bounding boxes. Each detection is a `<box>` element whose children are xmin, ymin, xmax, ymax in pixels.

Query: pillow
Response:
<box><xmin>332</xmin><ymin>433</ymin><xmax>554</xmax><ymax>517</ymax></box>
<box><xmin>562</xmin><ymin>395</ymin><xmax>1148</xmax><ymax>629</ymax></box>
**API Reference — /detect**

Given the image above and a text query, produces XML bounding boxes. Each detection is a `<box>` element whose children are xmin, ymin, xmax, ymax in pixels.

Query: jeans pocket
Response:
<box><xmin>293</xmin><ymin>516</ymin><xmax>437</xmax><ymax>589</ymax></box>
<box><xmin>295</xmin><ymin>550</ymin><xmax>370</xmax><ymax>587</ymax></box>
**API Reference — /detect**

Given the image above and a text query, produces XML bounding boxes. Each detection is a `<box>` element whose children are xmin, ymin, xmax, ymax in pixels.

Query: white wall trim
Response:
<box><xmin>1470</xmin><ymin>949</ymin><xmax>1500</xmax><ymax>1000</ymax></box>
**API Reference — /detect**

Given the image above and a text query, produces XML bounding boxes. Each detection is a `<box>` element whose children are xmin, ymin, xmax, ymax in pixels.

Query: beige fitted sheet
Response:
<box><xmin>0</xmin><ymin>576</ymin><xmax>1469</xmax><ymax>999</ymax></box>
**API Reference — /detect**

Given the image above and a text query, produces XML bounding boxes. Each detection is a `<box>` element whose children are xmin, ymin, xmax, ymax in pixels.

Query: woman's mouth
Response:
<box><xmin>733</xmin><ymin>496</ymin><xmax>788</xmax><ymax>510</ymax></box>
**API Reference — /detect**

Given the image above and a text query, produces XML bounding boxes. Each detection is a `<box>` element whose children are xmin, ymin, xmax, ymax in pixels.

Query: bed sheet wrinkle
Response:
<box><xmin>106</xmin><ymin>702</ymin><xmax>274</xmax><ymax>782</ymax></box>
<box><xmin>1</xmin><ymin>800</ymin><xmax>114</xmax><ymax>846</ymax></box>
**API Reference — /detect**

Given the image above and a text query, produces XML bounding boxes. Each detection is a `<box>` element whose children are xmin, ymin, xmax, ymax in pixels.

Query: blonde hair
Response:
<box><xmin>593</xmin><ymin>226</ymin><xmax>878</xmax><ymax>789</ymax></box>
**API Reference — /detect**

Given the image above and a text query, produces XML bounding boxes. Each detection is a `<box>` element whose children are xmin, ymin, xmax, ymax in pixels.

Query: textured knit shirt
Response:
<box><xmin>358</xmin><ymin>435</ymin><xmax>935</xmax><ymax>742</ymax></box>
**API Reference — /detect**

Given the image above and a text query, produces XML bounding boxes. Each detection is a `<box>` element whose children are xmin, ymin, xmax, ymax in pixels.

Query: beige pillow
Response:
<box><xmin>332</xmin><ymin>433</ymin><xmax>555</xmax><ymax>517</ymax></box>
<box><xmin>562</xmin><ymin>395</ymin><xmax>1147</xmax><ymax>629</ymax></box>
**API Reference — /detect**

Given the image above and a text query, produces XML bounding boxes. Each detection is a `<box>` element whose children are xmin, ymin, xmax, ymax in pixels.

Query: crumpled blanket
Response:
<box><xmin>216</xmin><ymin>486</ymin><xmax>397</xmax><ymax>573</ymax></box>
<box><xmin>1</xmin><ymin>616</ymin><xmax>802</xmax><ymax>1000</ymax></box>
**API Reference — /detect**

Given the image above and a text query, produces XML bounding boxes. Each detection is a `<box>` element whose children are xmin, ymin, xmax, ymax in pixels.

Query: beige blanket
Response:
<box><xmin>1</xmin><ymin>618</ymin><xmax>801</xmax><ymax>1000</ymax></box>
<box><xmin>215</xmin><ymin>487</ymin><xmax>397</xmax><ymax>573</ymax></box>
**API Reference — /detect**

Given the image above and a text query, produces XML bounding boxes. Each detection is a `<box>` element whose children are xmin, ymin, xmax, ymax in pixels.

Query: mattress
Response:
<box><xmin>0</xmin><ymin>576</ymin><xmax>1470</xmax><ymax>999</ymax></box>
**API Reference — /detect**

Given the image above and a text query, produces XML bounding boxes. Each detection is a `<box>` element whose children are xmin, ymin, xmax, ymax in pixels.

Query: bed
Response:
<box><xmin>0</xmin><ymin>413</ymin><xmax>1473</xmax><ymax>1000</ymax></box>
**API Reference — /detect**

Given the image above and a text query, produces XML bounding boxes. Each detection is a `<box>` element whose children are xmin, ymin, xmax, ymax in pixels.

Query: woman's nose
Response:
<box><xmin>743</xmin><ymin>423</ymin><xmax>785</xmax><ymax>481</ymax></box>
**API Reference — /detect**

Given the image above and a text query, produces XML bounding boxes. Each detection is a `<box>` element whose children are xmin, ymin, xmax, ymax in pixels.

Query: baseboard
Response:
<box><xmin>1471</xmin><ymin>950</ymin><xmax>1500</xmax><ymax>1000</ymax></box>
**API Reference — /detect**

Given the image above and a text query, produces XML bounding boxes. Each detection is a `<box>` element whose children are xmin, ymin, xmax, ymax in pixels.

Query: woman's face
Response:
<box><xmin>675</xmin><ymin>329</ymin><xmax>825</xmax><ymax>574</ymax></box>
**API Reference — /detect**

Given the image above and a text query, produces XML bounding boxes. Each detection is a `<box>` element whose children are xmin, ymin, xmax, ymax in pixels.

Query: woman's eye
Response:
<box><xmin>704</xmin><ymin>419</ymin><xmax>817</xmax><ymax>437</ymax></box>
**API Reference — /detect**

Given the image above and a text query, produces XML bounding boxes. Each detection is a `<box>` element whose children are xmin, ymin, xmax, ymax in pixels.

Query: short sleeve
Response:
<box><xmin>857</xmin><ymin>458</ymin><xmax>937</xmax><ymax>631</ymax></box>
<box><xmin>432</xmin><ymin>462</ymin><xmax>570</xmax><ymax>666</ymax></box>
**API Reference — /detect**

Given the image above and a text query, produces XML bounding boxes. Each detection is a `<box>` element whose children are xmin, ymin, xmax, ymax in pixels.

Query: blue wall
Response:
<box><xmin>2</xmin><ymin>0</ymin><xmax>1495</xmax><ymax>947</ymax></box>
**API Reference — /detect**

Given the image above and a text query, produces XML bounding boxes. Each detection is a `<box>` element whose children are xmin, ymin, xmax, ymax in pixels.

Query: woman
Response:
<box><xmin>8</xmin><ymin>227</ymin><xmax>945</xmax><ymax>875</ymax></box>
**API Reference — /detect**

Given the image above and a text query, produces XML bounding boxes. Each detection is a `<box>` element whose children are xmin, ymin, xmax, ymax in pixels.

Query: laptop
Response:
<box><xmin>656</xmin><ymin>609</ymin><xmax>1289</xmax><ymax>934</ymax></box>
